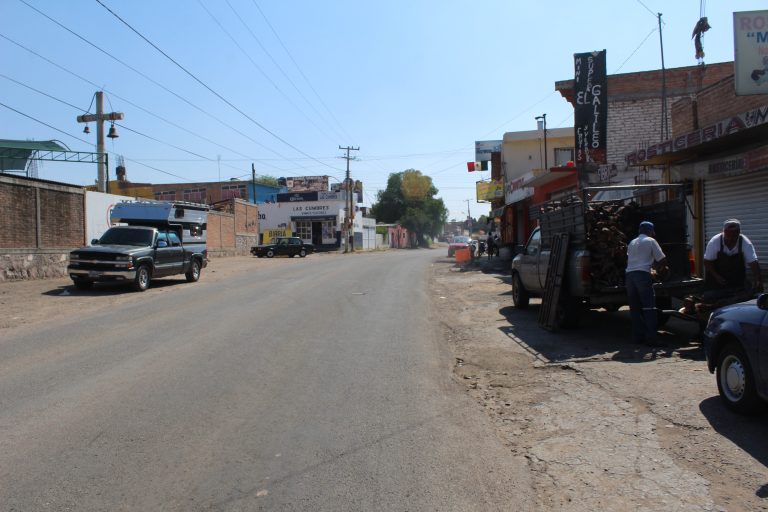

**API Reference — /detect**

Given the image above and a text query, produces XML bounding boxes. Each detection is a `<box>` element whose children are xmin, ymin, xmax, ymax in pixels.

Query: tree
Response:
<box><xmin>370</xmin><ymin>169</ymin><xmax>447</xmax><ymax>247</ymax></box>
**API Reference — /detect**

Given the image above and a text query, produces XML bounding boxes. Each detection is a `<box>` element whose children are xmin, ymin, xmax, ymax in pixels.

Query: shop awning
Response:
<box><xmin>522</xmin><ymin>166</ymin><xmax>577</xmax><ymax>188</ymax></box>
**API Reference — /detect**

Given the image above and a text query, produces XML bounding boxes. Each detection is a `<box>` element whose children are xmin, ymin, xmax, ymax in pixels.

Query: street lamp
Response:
<box><xmin>535</xmin><ymin>114</ymin><xmax>547</xmax><ymax>171</ymax></box>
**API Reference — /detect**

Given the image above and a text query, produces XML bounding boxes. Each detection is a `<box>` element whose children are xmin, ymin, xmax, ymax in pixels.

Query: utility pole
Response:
<box><xmin>536</xmin><ymin>113</ymin><xmax>548</xmax><ymax>171</ymax></box>
<box><xmin>76</xmin><ymin>91</ymin><xmax>123</xmax><ymax>193</ymax></box>
<box><xmin>465</xmin><ymin>199</ymin><xmax>473</xmax><ymax>235</ymax></box>
<box><xmin>251</xmin><ymin>163</ymin><xmax>257</xmax><ymax>203</ymax></box>
<box><xmin>658</xmin><ymin>12</ymin><xmax>669</xmax><ymax>141</ymax></box>
<box><xmin>339</xmin><ymin>145</ymin><xmax>359</xmax><ymax>253</ymax></box>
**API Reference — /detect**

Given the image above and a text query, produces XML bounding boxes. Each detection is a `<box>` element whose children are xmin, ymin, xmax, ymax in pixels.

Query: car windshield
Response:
<box><xmin>453</xmin><ymin>236</ymin><xmax>470</xmax><ymax>243</ymax></box>
<box><xmin>99</xmin><ymin>228</ymin><xmax>153</xmax><ymax>246</ymax></box>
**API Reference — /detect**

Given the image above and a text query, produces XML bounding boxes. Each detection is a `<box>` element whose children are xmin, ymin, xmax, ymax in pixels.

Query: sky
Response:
<box><xmin>2</xmin><ymin>0</ymin><xmax>766</xmax><ymax>221</ymax></box>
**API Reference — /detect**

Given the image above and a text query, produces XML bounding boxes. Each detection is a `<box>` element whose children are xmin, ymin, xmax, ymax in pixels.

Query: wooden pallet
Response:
<box><xmin>538</xmin><ymin>232</ymin><xmax>570</xmax><ymax>331</ymax></box>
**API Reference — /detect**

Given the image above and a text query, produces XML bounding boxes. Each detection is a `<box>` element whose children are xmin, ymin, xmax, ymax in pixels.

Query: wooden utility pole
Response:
<box><xmin>339</xmin><ymin>145</ymin><xmax>359</xmax><ymax>253</ymax></box>
<box><xmin>76</xmin><ymin>91</ymin><xmax>123</xmax><ymax>193</ymax></box>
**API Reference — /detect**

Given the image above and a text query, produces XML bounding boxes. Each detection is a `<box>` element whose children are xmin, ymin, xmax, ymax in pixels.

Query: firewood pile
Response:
<box><xmin>584</xmin><ymin>201</ymin><xmax>641</xmax><ymax>287</ymax></box>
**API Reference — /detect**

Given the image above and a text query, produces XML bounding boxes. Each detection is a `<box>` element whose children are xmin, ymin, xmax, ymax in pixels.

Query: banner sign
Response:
<box><xmin>574</xmin><ymin>50</ymin><xmax>607</xmax><ymax>164</ymax></box>
<box><xmin>277</xmin><ymin>191</ymin><xmax>318</xmax><ymax>202</ymax></box>
<box><xmin>476</xmin><ymin>180</ymin><xmax>504</xmax><ymax>202</ymax></box>
<box><xmin>475</xmin><ymin>140</ymin><xmax>502</xmax><ymax>162</ymax></box>
<box><xmin>625</xmin><ymin>104</ymin><xmax>768</xmax><ymax>164</ymax></box>
<box><xmin>263</xmin><ymin>228</ymin><xmax>291</xmax><ymax>244</ymax></box>
<box><xmin>734</xmin><ymin>10</ymin><xmax>768</xmax><ymax>96</ymax></box>
<box><xmin>284</xmin><ymin>176</ymin><xmax>329</xmax><ymax>192</ymax></box>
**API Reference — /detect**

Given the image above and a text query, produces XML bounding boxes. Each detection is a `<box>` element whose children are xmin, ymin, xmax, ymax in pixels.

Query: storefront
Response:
<box><xmin>258</xmin><ymin>192</ymin><xmax>346</xmax><ymax>250</ymax></box>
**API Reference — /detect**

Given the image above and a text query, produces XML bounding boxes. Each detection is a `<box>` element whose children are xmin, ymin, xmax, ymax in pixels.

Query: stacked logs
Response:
<box><xmin>584</xmin><ymin>201</ymin><xmax>641</xmax><ymax>287</ymax></box>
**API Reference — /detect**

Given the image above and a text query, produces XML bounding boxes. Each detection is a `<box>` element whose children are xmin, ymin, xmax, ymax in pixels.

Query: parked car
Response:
<box><xmin>251</xmin><ymin>237</ymin><xmax>314</xmax><ymax>258</ymax></box>
<box><xmin>448</xmin><ymin>236</ymin><xmax>471</xmax><ymax>257</ymax></box>
<box><xmin>703</xmin><ymin>293</ymin><xmax>768</xmax><ymax>414</ymax></box>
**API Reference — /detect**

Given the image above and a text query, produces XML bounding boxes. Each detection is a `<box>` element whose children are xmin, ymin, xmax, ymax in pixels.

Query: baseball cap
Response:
<box><xmin>723</xmin><ymin>219</ymin><xmax>741</xmax><ymax>229</ymax></box>
<box><xmin>639</xmin><ymin>221</ymin><xmax>655</xmax><ymax>235</ymax></box>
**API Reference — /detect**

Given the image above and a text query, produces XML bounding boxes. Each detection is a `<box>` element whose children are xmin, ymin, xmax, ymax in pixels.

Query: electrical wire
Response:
<box><xmin>196</xmin><ymin>0</ymin><xmax>339</xmax><ymax>146</ymax></box>
<box><xmin>613</xmin><ymin>25</ymin><xmax>658</xmax><ymax>73</ymax></box>
<box><xmin>249</xmin><ymin>0</ymin><xmax>354</xmax><ymax>143</ymax></box>
<box><xmin>224</xmin><ymin>0</ymin><xmax>347</xmax><ymax>143</ymax></box>
<box><xmin>0</xmin><ymin>101</ymin><xmax>192</xmax><ymax>182</ymax></box>
<box><xmin>7</xmin><ymin>5</ymin><xmax>296</xmax><ymax>166</ymax></box>
<box><xmin>95</xmin><ymin>0</ymin><xmax>341</xmax><ymax>173</ymax></box>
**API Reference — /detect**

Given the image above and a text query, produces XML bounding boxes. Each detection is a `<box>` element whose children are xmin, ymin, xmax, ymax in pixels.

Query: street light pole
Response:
<box><xmin>536</xmin><ymin>114</ymin><xmax>548</xmax><ymax>171</ymax></box>
<box><xmin>77</xmin><ymin>91</ymin><xmax>123</xmax><ymax>193</ymax></box>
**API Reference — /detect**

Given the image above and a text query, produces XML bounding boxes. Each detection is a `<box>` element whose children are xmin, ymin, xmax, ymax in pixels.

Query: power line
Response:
<box><xmin>0</xmin><ymin>101</ymin><xmax>192</xmax><ymax>182</ymax></box>
<box><xmin>7</xmin><ymin>5</ymin><xmax>296</xmax><ymax>167</ymax></box>
<box><xmin>196</xmin><ymin>0</ymin><xmax>338</xmax><ymax>146</ymax></box>
<box><xmin>613</xmin><ymin>25</ymin><xmax>658</xmax><ymax>73</ymax></box>
<box><xmin>250</xmin><ymin>0</ymin><xmax>354</xmax><ymax>143</ymax></box>
<box><xmin>224</xmin><ymin>0</ymin><xmax>347</xmax><ymax>143</ymax></box>
<box><xmin>95</xmin><ymin>0</ymin><xmax>340</xmax><ymax>173</ymax></box>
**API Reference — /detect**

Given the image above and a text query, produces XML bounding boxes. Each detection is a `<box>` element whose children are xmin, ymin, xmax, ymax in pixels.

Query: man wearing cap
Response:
<box><xmin>703</xmin><ymin>219</ymin><xmax>763</xmax><ymax>305</ymax></box>
<box><xmin>626</xmin><ymin>221</ymin><xmax>669</xmax><ymax>346</ymax></box>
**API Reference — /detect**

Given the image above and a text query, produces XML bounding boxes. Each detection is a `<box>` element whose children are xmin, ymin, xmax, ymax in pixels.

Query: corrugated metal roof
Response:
<box><xmin>0</xmin><ymin>139</ymin><xmax>67</xmax><ymax>150</ymax></box>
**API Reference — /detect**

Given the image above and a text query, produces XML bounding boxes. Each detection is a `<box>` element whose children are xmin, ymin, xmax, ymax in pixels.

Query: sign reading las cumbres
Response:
<box><xmin>574</xmin><ymin>50</ymin><xmax>607</xmax><ymax>165</ymax></box>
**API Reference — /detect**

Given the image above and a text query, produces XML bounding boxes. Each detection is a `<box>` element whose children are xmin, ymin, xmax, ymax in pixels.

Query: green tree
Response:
<box><xmin>370</xmin><ymin>169</ymin><xmax>447</xmax><ymax>247</ymax></box>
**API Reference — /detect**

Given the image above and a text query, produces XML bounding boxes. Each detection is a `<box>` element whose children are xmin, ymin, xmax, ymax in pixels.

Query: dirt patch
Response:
<box><xmin>429</xmin><ymin>256</ymin><xmax>768</xmax><ymax>511</ymax></box>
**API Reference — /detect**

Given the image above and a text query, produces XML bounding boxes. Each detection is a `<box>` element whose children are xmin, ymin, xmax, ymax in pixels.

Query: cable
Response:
<box><xmin>0</xmin><ymin>101</ymin><xmax>192</xmax><ymax>182</ymax></box>
<box><xmin>250</xmin><ymin>0</ymin><xmax>353</xmax><ymax>143</ymax></box>
<box><xmin>95</xmin><ymin>0</ymin><xmax>341</xmax><ymax>172</ymax></box>
<box><xmin>196</xmin><ymin>0</ymin><xmax>338</xmax><ymax>146</ymax></box>
<box><xmin>0</xmin><ymin>33</ymin><xmax>296</xmax><ymax>175</ymax></box>
<box><xmin>613</xmin><ymin>26</ymin><xmax>658</xmax><ymax>73</ymax></box>
<box><xmin>6</xmin><ymin>6</ymin><xmax>295</xmax><ymax>166</ymax></box>
<box><xmin>224</xmin><ymin>0</ymin><xmax>347</xmax><ymax>143</ymax></box>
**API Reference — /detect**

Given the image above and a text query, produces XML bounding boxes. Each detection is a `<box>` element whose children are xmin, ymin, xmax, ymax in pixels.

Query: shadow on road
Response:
<box><xmin>699</xmin><ymin>397</ymin><xmax>768</xmax><ymax>470</ymax></box>
<box><xmin>498</xmin><ymin>302</ymin><xmax>704</xmax><ymax>364</ymax></box>
<box><xmin>43</xmin><ymin>278</ymin><xmax>187</xmax><ymax>297</ymax></box>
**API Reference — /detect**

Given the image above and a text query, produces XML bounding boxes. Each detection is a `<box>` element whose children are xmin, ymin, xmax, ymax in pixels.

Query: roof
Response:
<box><xmin>0</xmin><ymin>139</ymin><xmax>68</xmax><ymax>151</ymax></box>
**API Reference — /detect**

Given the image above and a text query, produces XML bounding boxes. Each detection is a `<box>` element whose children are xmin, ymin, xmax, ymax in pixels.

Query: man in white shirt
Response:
<box><xmin>703</xmin><ymin>218</ymin><xmax>763</xmax><ymax>305</ymax></box>
<box><xmin>626</xmin><ymin>221</ymin><xmax>669</xmax><ymax>347</ymax></box>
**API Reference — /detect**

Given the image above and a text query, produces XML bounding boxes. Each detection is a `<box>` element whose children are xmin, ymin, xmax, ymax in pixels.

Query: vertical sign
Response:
<box><xmin>574</xmin><ymin>51</ymin><xmax>607</xmax><ymax>164</ymax></box>
<box><xmin>734</xmin><ymin>10</ymin><xmax>768</xmax><ymax>96</ymax></box>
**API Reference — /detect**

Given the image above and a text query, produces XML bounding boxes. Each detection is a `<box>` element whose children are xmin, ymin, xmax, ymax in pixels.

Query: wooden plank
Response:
<box><xmin>538</xmin><ymin>232</ymin><xmax>570</xmax><ymax>331</ymax></box>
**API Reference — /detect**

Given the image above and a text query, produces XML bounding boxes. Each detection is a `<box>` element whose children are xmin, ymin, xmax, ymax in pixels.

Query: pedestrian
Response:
<box><xmin>486</xmin><ymin>234</ymin><xmax>495</xmax><ymax>261</ymax></box>
<box><xmin>703</xmin><ymin>218</ymin><xmax>763</xmax><ymax>306</ymax></box>
<box><xmin>625</xmin><ymin>221</ymin><xmax>669</xmax><ymax>347</ymax></box>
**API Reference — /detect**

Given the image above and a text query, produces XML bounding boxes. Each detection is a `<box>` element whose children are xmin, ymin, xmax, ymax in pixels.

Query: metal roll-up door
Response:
<box><xmin>704</xmin><ymin>173</ymin><xmax>768</xmax><ymax>261</ymax></box>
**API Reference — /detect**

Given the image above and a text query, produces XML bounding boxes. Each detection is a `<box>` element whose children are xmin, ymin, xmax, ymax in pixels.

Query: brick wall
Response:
<box><xmin>0</xmin><ymin>175</ymin><xmax>85</xmax><ymax>280</ymax></box>
<box><xmin>672</xmin><ymin>76</ymin><xmax>768</xmax><ymax>135</ymax></box>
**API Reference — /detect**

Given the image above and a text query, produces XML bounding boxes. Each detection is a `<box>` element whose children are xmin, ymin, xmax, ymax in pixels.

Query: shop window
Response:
<box><xmin>295</xmin><ymin>220</ymin><xmax>311</xmax><ymax>241</ymax></box>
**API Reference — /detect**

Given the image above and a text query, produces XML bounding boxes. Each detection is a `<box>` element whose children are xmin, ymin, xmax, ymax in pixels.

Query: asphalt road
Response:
<box><xmin>0</xmin><ymin>250</ymin><xmax>530</xmax><ymax>511</ymax></box>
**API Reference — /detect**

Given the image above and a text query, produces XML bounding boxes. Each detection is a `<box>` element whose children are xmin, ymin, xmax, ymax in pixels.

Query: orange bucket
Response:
<box><xmin>454</xmin><ymin>247</ymin><xmax>471</xmax><ymax>263</ymax></box>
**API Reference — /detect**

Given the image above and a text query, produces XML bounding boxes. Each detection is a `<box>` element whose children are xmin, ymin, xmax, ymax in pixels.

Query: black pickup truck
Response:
<box><xmin>67</xmin><ymin>226</ymin><xmax>206</xmax><ymax>291</ymax></box>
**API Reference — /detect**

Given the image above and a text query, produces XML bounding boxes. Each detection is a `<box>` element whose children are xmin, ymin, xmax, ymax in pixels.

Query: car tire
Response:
<box><xmin>555</xmin><ymin>293</ymin><xmax>582</xmax><ymax>329</ymax></box>
<box><xmin>72</xmin><ymin>278</ymin><xmax>93</xmax><ymax>290</ymax></box>
<box><xmin>716</xmin><ymin>341</ymin><xmax>766</xmax><ymax>414</ymax></box>
<box><xmin>133</xmin><ymin>264</ymin><xmax>151</xmax><ymax>292</ymax></box>
<box><xmin>185</xmin><ymin>259</ymin><xmax>201</xmax><ymax>282</ymax></box>
<box><xmin>266</xmin><ymin>249</ymin><xmax>274</xmax><ymax>258</ymax></box>
<box><xmin>511</xmin><ymin>273</ymin><xmax>530</xmax><ymax>309</ymax></box>
<box><xmin>299</xmin><ymin>249</ymin><xmax>307</xmax><ymax>258</ymax></box>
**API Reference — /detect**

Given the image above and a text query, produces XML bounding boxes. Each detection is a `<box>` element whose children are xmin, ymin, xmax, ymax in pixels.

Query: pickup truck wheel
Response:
<box><xmin>656</xmin><ymin>296</ymin><xmax>672</xmax><ymax>327</ymax></box>
<box><xmin>299</xmin><ymin>249</ymin><xmax>307</xmax><ymax>258</ymax></box>
<box><xmin>185</xmin><ymin>259</ymin><xmax>201</xmax><ymax>282</ymax></box>
<box><xmin>266</xmin><ymin>249</ymin><xmax>275</xmax><ymax>258</ymax></box>
<box><xmin>511</xmin><ymin>273</ymin><xmax>530</xmax><ymax>309</ymax></box>
<box><xmin>556</xmin><ymin>295</ymin><xmax>582</xmax><ymax>329</ymax></box>
<box><xmin>72</xmin><ymin>278</ymin><xmax>93</xmax><ymax>290</ymax></box>
<box><xmin>133</xmin><ymin>264</ymin><xmax>151</xmax><ymax>292</ymax></box>
<box><xmin>716</xmin><ymin>341</ymin><xmax>765</xmax><ymax>414</ymax></box>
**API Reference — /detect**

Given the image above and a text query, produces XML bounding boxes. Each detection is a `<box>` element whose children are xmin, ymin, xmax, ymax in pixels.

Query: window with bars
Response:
<box><xmin>183</xmin><ymin>188</ymin><xmax>206</xmax><ymax>203</ymax></box>
<box><xmin>295</xmin><ymin>220</ymin><xmax>311</xmax><ymax>241</ymax></box>
<box><xmin>154</xmin><ymin>190</ymin><xmax>176</xmax><ymax>201</ymax></box>
<box><xmin>221</xmin><ymin>184</ymin><xmax>246</xmax><ymax>200</ymax></box>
